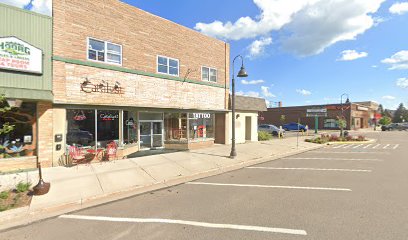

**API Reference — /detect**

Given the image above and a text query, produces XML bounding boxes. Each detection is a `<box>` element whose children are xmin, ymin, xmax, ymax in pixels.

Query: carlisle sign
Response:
<box><xmin>0</xmin><ymin>37</ymin><xmax>43</xmax><ymax>74</ymax></box>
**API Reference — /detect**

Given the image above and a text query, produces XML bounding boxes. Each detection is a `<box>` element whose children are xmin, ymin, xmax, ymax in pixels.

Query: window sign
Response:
<box><xmin>0</xmin><ymin>37</ymin><xmax>43</xmax><ymax>74</ymax></box>
<box><xmin>192</xmin><ymin>113</ymin><xmax>211</xmax><ymax>119</ymax></box>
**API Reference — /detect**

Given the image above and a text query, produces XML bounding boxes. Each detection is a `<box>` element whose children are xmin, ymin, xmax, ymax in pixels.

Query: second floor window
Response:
<box><xmin>202</xmin><ymin>67</ymin><xmax>217</xmax><ymax>82</ymax></box>
<box><xmin>157</xmin><ymin>56</ymin><xmax>179</xmax><ymax>76</ymax></box>
<box><xmin>88</xmin><ymin>38</ymin><xmax>122</xmax><ymax>65</ymax></box>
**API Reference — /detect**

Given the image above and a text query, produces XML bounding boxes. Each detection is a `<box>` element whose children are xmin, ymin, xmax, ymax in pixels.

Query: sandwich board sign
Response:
<box><xmin>0</xmin><ymin>37</ymin><xmax>43</xmax><ymax>74</ymax></box>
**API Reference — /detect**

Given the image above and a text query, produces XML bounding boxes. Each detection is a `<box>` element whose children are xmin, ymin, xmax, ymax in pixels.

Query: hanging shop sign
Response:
<box><xmin>0</xmin><ymin>37</ymin><xmax>43</xmax><ymax>74</ymax></box>
<box><xmin>73</xmin><ymin>110</ymin><xmax>87</xmax><ymax>121</ymax></box>
<box><xmin>80</xmin><ymin>79</ymin><xmax>124</xmax><ymax>94</ymax></box>
<box><xmin>99</xmin><ymin>113</ymin><xmax>119</xmax><ymax>121</ymax></box>
<box><xmin>193</xmin><ymin>113</ymin><xmax>211</xmax><ymax>119</ymax></box>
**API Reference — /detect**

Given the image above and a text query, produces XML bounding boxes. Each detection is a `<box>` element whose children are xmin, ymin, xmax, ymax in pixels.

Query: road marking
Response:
<box><xmin>59</xmin><ymin>214</ymin><xmax>307</xmax><ymax>236</ymax></box>
<box><xmin>187</xmin><ymin>182</ymin><xmax>352</xmax><ymax>192</ymax></box>
<box><xmin>363</xmin><ymin>144</ymin><xmax>372</xmax><ymax>149</ymax></box>
<box><xmin>284</xmin><ymin>157</ymin><xmax>382</xmax><ymax>162</ymax></box>
<box><xmin>246</xmin><ymin>167</ymin><xmax>372</xmax><ymax>172</ymax></box>
<box><xmin>332</xmin><ymin>145</ymin><xmax>344</xmax><ymax>149</ymax></box>
<box><xmin>312</xmin><ymin>151</ymin><xmax>388</xmax><ymax>154</ymax></box>
<box><xmin>353</xmin><ymin>144</ymin><xmax>363</xmax><ymax>149</ymax></box>
<box><xmin>383</xmin><ymin>144</ymin><xmax>390</xmax><ymax>149</ymax></box>
<box><xmin>372</xmin><ymin>144</ymin><xmax>381</xmax><ymax>149</ymax></box>
<box><xmin>342</xmin><ymin>144</ymin><xmax>353</xmax><ymax>149</ymax></box>
<box><xmin>393</xmin><ymin>144</ymin><xmax>399</xmax><ymax>149</ymax></box>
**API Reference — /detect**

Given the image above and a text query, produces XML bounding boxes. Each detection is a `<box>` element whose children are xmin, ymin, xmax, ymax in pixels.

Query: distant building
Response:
<box><xmin>260</xmin><ymin>101</ymin><xmax>379</xmax><ymax>130</ymax></box>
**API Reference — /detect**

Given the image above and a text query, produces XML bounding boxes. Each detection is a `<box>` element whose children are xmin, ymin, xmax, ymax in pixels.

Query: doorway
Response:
<box><xmin>245</xmin><ymin>116</ymin><xmax>252</xmax><ymax>141</ymax></box>
<box><xmin>139</xmin><ymin>121</ymin><xmax>163</xmax><ymax>149</ymax></box>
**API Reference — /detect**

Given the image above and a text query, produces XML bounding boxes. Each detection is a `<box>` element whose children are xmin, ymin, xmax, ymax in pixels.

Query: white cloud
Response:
<box><xmin>247</xmin><ymin>37</ymin><xmax>272</xmax><ymax>58</ymax></box>
<box><xmin>389</xmin><ymin>2</ymin><xmax>408</xmax><ymax>15</ymax></box>
<box><xmin>261</xmin><ymin>86</ymin><xmax>276</xmax><ymax>98</ymax></box>
<box><xmin>30</xmin><ymin>0</ymin><xmax>52</xmax><ymax>16</ymax></box>
<box><xmin>236</xmin><ymin>91</ymin><xmax>261</xmax><ymax>98</ymax></box>
<box><xmin>241</xmin><ymin>79</ymin><xmax>265</xmax><ymax>85</ymax></box>
<box><xmin>296</xmin><ymin>89</ymin><xmax>312</xmax><ymax>96</ymax></box>
<box><xmin>337</xmin><ymin>50</ymin><xmax>368</xmax><ymax>61</ymax></box>
<box><xmin>396</xmin><ymin>77</ymin><xmax>408</xmax><ymax>88</ymax></box>
<box><xmin>195</xmin><ymin>0</ymin><xmax>385</xmax><ymax>57</ymax></box>
<box><xmin>372</xmin><ymin>65</ymin><xmax>378</xmax><ymax>68</ymax></box>
<box><xmin>0</xmin><ymin>0</ymin><xmax>30</xmax><ymax>8</ymax></box>
<box><xmin>382</xmin><ymin>95</ymin><xmax>396</xmax><ymax>100</ymax></box>
<box><xmin>381</xmin><ymin>51</ymin><xmax>408</xmax><ymax>70</ymax></box>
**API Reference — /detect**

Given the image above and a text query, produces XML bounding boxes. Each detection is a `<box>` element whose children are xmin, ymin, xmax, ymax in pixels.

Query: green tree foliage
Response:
<box><xmin>379</xmin><ymin>116</ymin><xmax>392</xmax><ymax>125</ymax></box>
<box><xmin>0</xmin><ymin>95</ymin><xmax>15</xmax><ymax>136</ymax></box>
<box><xmin>393</xmin><ymin>103</ymin><xmax>407</xmax><ymax>123</ymax></box>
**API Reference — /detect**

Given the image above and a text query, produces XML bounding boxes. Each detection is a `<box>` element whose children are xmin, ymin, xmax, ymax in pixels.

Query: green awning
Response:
<box><xmin>0</xmin><ymin>87</ymin><xmax>53</xmax><ymax>101</ymax></box>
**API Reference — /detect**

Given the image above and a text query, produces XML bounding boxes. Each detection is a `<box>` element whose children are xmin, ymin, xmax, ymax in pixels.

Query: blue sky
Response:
<box><xmin>3</xmin><ymin>0</ymin><xmax>408</xmax><ymax>109</ymax></box>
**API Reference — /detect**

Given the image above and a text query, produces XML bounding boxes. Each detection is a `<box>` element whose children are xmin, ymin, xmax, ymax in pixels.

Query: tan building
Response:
<box><xmin>50</xmin><ymin>0</ymin><xmax>232</xmax><ymax>166</ymax></box>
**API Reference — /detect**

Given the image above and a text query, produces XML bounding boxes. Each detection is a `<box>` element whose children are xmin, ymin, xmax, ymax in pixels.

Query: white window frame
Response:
<box><xmin>156</xmin><ymin>55</ymin><xmax>179</xmax><ymax>77</ymax></box>
<box><xmin>87</xmin><ymin>37</ymin><xmax>122</xmax><ymax>66</ymax></box>
<box><xmin>201</xmin><ymin>66</ymin><xmax>217</xmax><ymax>82</ymax></box>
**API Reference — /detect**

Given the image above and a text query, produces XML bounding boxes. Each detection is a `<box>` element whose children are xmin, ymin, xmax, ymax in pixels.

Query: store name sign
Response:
<box><xmin>99</xmin><ymin>113</ymin><xmax>119</xmax><ymax>121</ymax></box>
<box><xmin>0</xmin><ymin>37</ymin><xmax>43</xmax><ymax>74</ymax></box>
<box><xmin>81</xmin><ymin>80</ymin><xmax>124</xmax><ymax>94</ymax></box>
<box><xmin>193</xmin><ymin>113</ymin><xmax>211</xmax><ymax>119</ymax></box>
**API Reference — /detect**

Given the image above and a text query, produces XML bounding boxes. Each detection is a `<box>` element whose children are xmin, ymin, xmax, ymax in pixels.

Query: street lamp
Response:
<box><xmin>230</xmin><ymin>55</ymin><xmax>248</xmax><ymax>158</ymax></box>
<box><xmin>340</xmin><ymin>93</ymin><xmax>350</xmax><ymax>137</ymax></box>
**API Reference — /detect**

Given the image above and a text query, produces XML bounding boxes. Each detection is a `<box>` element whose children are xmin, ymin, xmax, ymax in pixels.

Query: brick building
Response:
<box><xmin>260</xmin><ymin>101</ymin><xmax>379</xmax><ymax>131</ymax></box>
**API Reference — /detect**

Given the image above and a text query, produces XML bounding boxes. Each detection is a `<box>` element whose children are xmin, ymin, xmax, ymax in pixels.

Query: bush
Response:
<box><xmin>329</xmin><ymin>135</ymin><xmax>339</xmax><ymax>141</ymax></box>
<box><xmin>345</xmin><ymin>135</ymin><xmax>353</xmax><ymax>141</ymax></box>
<box><xmin>258</xmin><ymin>131</ymin><xmax>272</xmax><ymax>141</ymax></box>
<box><xmin>0</xmin><ymin>191</ymin><xmax>9</xmax><ymax>199</ymax></box>
<box><xmin>15</xmin><ymin>182</ymin><xmax>31</xmax><ymax>193</ymax></box>
<box><xmin>357</xmin><ymin>135</ymin><xmax>366</xmax><ymax>141</ymax></box>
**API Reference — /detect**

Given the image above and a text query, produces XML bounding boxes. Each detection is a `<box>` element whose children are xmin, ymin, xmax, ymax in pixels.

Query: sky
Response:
<box><xmin>2</xmin><ymin>0</ymin><xmax>408</xmax><ymax>110</ymax></box>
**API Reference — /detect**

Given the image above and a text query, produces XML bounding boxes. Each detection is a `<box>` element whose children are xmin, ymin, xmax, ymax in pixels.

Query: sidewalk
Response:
<box><xmin>0</xmin><ymin>136</ymin><xmax>322</xmax><ymax>231</ymax></box>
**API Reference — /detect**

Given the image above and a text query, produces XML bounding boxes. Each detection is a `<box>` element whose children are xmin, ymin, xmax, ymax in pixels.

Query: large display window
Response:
<box><xmin>188</xmin><ymin>113</ymin><xmax>214</xmax><ymax>140</ymax></box>
<box><xmin>164</xmin><ymin>113</ymin><xmax>187</xmax><ymax>142</ymax></box>
<box><xmin>0</xmin><ymin>102</ymin><xmax>36</xmax><ymax>158</ymax></box>
<box><xmin>97</xmin><ymin>110</ymin><xmax>119</xmax><ymax>147</ymax></box>
<box><xmin>67</xmin><ymin>109</ymin><xmax>96</xmax><ymax>148</ymax></box>
<box><xmin>123</xmin><ymin>111</ymin><xmax>138</xmax><ymax>145</ymax></box>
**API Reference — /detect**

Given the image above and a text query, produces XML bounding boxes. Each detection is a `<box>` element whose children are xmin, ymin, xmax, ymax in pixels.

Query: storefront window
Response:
<box><xmin>324</xmin><ymin>119</ymin><xmax>338</xmax><ymax>128</ymax></box>
<box><xmin>164</xmin><ymin>113</ymin><xmax>187</xmax><ymax>142</ymax></box>
<box><xmin>97</xmin><ymin>110</ymin><xmax>119</xmax><ymax>147</ymax></box>
<box><xmin>188</xmin><ymin>113</ymin><xmax>214</xmax><ymax>140</ymax></box>
<box><xmin>123</xmin><ymin>111</ymin><xmax>138</xmax><ymax>145</ymax></box>
<box><xmin>67</xmin><ymin>109</ymin><xmax>96</xmax><ymax>148</ymax></box>
<box><xmin>0</xmin><ymin>102</ymin><xmax>36</xmax><ymax>158</ymax></box>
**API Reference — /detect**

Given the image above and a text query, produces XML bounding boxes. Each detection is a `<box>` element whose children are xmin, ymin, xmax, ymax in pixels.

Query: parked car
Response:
<box><xmin>382</xmin><ymin>123</ymin><xmax>408</xmax><ymax>131</ymax></box>
<box><xmin>258</xmin><ymin>124</ymin><xmax>285</xmax><ymax>136</ymax></box>
<box><xmin>283</xmin><ymin>122</ymin><xmax>307</xmax><ymax>131</ymax></box>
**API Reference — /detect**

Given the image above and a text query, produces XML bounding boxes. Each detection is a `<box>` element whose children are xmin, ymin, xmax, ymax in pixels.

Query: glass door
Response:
<box><xmin>152</xmin><ymin>122</ymin><xmax>163</xmax><ymax>148</ymax></box>
<box><xmin>140</xmin><ymin>122</ymin><xmax>152</xmax><ymax>149</ymax></box>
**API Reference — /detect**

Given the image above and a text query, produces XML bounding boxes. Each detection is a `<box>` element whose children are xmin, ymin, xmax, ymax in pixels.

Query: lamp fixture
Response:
<box><xmin>6</xmin><ymin>98</ymin><xmax>23</xmax><ymax>108</ymax></box>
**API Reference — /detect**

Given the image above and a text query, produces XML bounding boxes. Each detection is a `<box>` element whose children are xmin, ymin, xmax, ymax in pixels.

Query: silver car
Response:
<box><xmin>258</xmin><ymin>124</ymin><xmax>286</xmax><ymax>136</ymax></box>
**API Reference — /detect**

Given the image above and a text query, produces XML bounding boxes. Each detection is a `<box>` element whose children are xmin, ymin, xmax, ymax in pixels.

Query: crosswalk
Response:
<box><xmin>330</xmin><ymin>143</ymin><xmax>399</xmax><ymax>150</ymax></box>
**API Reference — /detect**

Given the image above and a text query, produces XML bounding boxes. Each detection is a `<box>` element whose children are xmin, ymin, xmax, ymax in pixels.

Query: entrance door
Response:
<box><xmin>245</xmin><ymin>116</ymin><xmax>252</xmax><ymax>141</ymax></box>
<box><xmin>140</xmin><ymin>121</ymin><xmax>163</xmax><ymax>149</ymax></box>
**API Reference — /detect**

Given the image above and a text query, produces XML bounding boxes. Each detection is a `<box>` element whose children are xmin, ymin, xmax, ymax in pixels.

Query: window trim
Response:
<box><xmin>156</xmin><ymin>55</ymin><xmax>180</xmax><ymax>77</ymax></box>
<box><xmin>87</xmin><ymin>37</ymin><xmax>122</xmax><ymax>66</ymax></box>
<box><xmin>201</xmin><ymin>66</ymin><xmax>217</xmax><ymax>82</ymax></box>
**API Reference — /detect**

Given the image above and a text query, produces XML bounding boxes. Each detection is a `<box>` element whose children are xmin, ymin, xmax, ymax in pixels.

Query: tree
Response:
<box><xmin>379</xmin><ymin>116</ymin><xmax>392</xmax><ymax>126</ymax></box>
<box><xmin>337</xmin><ymin>116</ymin><xmax>347</xmax><ymax>137</ymax></box>
<box><xmin>280</xmin><ymin>115</ymin><xmax>286</xmax><ymax>126</ymax></box>
<box><xmin>0</xmin><ymin>95</ymin><xmax>14</xmax><ymax>136</ymax></box>
<box><xmin>393</xmin><ymin>103</ymin><xmax>407</xmax><ymax>123</ymax></box>
<box><xmin>378</xmin><ymin>104</ymin><xmax>384</xmax><ymax>115</ymax></box>
<box><xmin>383</xmin><ymin>109</ymin><xmax>393</xmax><ymax>118</ymax></box>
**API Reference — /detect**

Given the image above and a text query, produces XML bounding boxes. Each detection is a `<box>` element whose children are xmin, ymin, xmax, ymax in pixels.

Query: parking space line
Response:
<box><xmin>343</xmin><ymin>144</ymin><xmax>353</xmax><ymax>149</ymax></box>
<box><xmin>312</xmin><ymin>151</ymin><xmax>389</xmax><ymax>154</ymax></box>
<box><xmin>372</xmin><ymin>144</ymin><xmax>381</xmax><ymax>149</ymax></box>
<box><xmin>363</xmin><ymin>144</ymin><xmax>372</xmax><ymax>149</ymax></box>
<box><xmin>393</xmin><ymin>144</ymin><xmax>399</xmax><ymax>149</ymax></box>
<box><xmin>353</xmin><ymin>144</ymin><xmax>363</xmax><ymax>149</ymax></box>
<box><xmin>187</xmin><ymin>182</ymin><xmax>352</xmax><ymax>192</ymax></box>
<box><xmin>59</xmin><ymin>214</ymin><xmax>308</xmax><ymax>236</ymax></box>
<box><xmin>246</xmin><ymin>167</ymin><xmax>372</xmax><ymax>172</ymax></box>
<box><xmin>383</xmin><ymin>144</ymin><xmax>390</xmax><ymax>149</ymax></box>
<box><xmin>284</xmin><ymin>157</ymin><xmax>383</xmax><ymax>162</ymax></box>
<box><xmin>332</xmin><ymin>145</ymin><xmax>344</xmax><ymax>149</ymax></box>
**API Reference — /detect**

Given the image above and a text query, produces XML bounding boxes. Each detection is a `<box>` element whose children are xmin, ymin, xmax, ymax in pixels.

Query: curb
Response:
<box><xmin>0</xmin><ymin>144</ymin><xmax>324</xmax><ymax>232</ymax></box>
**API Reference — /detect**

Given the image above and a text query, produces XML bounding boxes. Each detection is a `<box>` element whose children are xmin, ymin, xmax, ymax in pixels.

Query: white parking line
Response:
<box><xmin>312</xmin><ymin>151</ymin><xmax>389</xmax><ymax>154</ymax></box>
<box><xmin>393</xmin><ymin>144</ymin><xmax>399</xmax><ymax>149</ymax></box>
<box><xmin>332</xmin><ymin>145</ymin><xmax>344</xmax><ymax>149</ymax></box>
<box><xmin>187</xmin><ymin>182</ymin><xmax>352</xmax><ymax>192</ymax></box>
<box><xmin>284</xmin><ymin>157</ymin><xmax>382</xmax><ymax>162</ymax></box>
<box><xmin>246</xmin><ymin>167</ymin><xmax>372</xmax><ymax>172</ymax></box>
<box><xmin>383</xmin><ymin>144</ymin><xmax>390</xmax><ymax>149</ymax></box>
<box><xmin>342</xmin><ymin>144</ymin><xmax>353</xmax><ymax>149</ymax></box>
<box><xmin>372</xmin><ymin>144</ymin><xmax>381</xmax><ymax>149</ymax></box>
<box><xmin>363</xmin><ymin>144</ymin><xmax>372</xmax><ymax>149</ymax></box>
<box><xmin>353</xmin><ymin>144</ymin><xmax>363</xmax><ymax>149</ymax></box>
<box><xmin>59</xmin><ymin>214</ymin><xmax>308</xmax><ymax>236</ymax></box>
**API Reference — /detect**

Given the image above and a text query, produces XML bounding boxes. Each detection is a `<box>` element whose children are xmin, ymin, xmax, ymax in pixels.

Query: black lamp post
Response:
<box><xmin>340</xmin><ymin>93</ymin><xmax>350</xmax><ymax>137</ymax></box>
<box><xmin>230</xmin><ymin>55</ymin><xmax>248</xmax><ymax>158</ymax></box>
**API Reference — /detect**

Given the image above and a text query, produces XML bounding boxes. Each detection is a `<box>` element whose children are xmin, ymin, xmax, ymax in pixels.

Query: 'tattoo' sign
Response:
<box><xmin>0</xmin><ymin>37</ymin><xmax>43</xmax><ymax>74</ymax></box>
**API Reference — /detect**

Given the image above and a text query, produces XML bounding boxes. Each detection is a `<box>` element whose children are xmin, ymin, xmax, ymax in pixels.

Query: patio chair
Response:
<box><xmin>68</xmin><ymin>145</ymin><xmax>86</xmax><ymax>164</ymax></box>
<box><xmin>106</xmin><ymin>141</ymin><xmax>118</xmax><ymax>161</ymax></box>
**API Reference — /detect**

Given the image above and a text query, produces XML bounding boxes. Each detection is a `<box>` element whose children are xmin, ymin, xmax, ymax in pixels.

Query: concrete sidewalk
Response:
<box><xmin>0</xmin><ymin>136</ymin><xmax>322</xmax><ymax>230</ymax></box>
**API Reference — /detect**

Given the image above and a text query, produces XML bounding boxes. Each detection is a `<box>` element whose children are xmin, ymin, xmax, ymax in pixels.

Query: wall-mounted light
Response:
<box><xmin>236</xmin><ymin>114</ymin><xmax>240</xmax><ymax>119</ymax></box>
<box><xmin>7</xmin><ymin>98</ymin><xmax>23</xmax><ymax>108</ymax></box>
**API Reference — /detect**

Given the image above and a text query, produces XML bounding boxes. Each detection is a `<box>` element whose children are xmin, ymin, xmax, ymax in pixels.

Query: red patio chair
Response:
<box><xmin>68</xmin><ymin>145</ymin><xmax>86</xmax><ymax>164</ymax></box>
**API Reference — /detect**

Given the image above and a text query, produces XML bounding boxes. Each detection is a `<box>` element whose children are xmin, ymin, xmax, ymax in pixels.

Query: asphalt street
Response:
<box><xmin>1</xmin><ymin>131</ymin><xmax>407</xmax><ymax>240</ymax></box>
